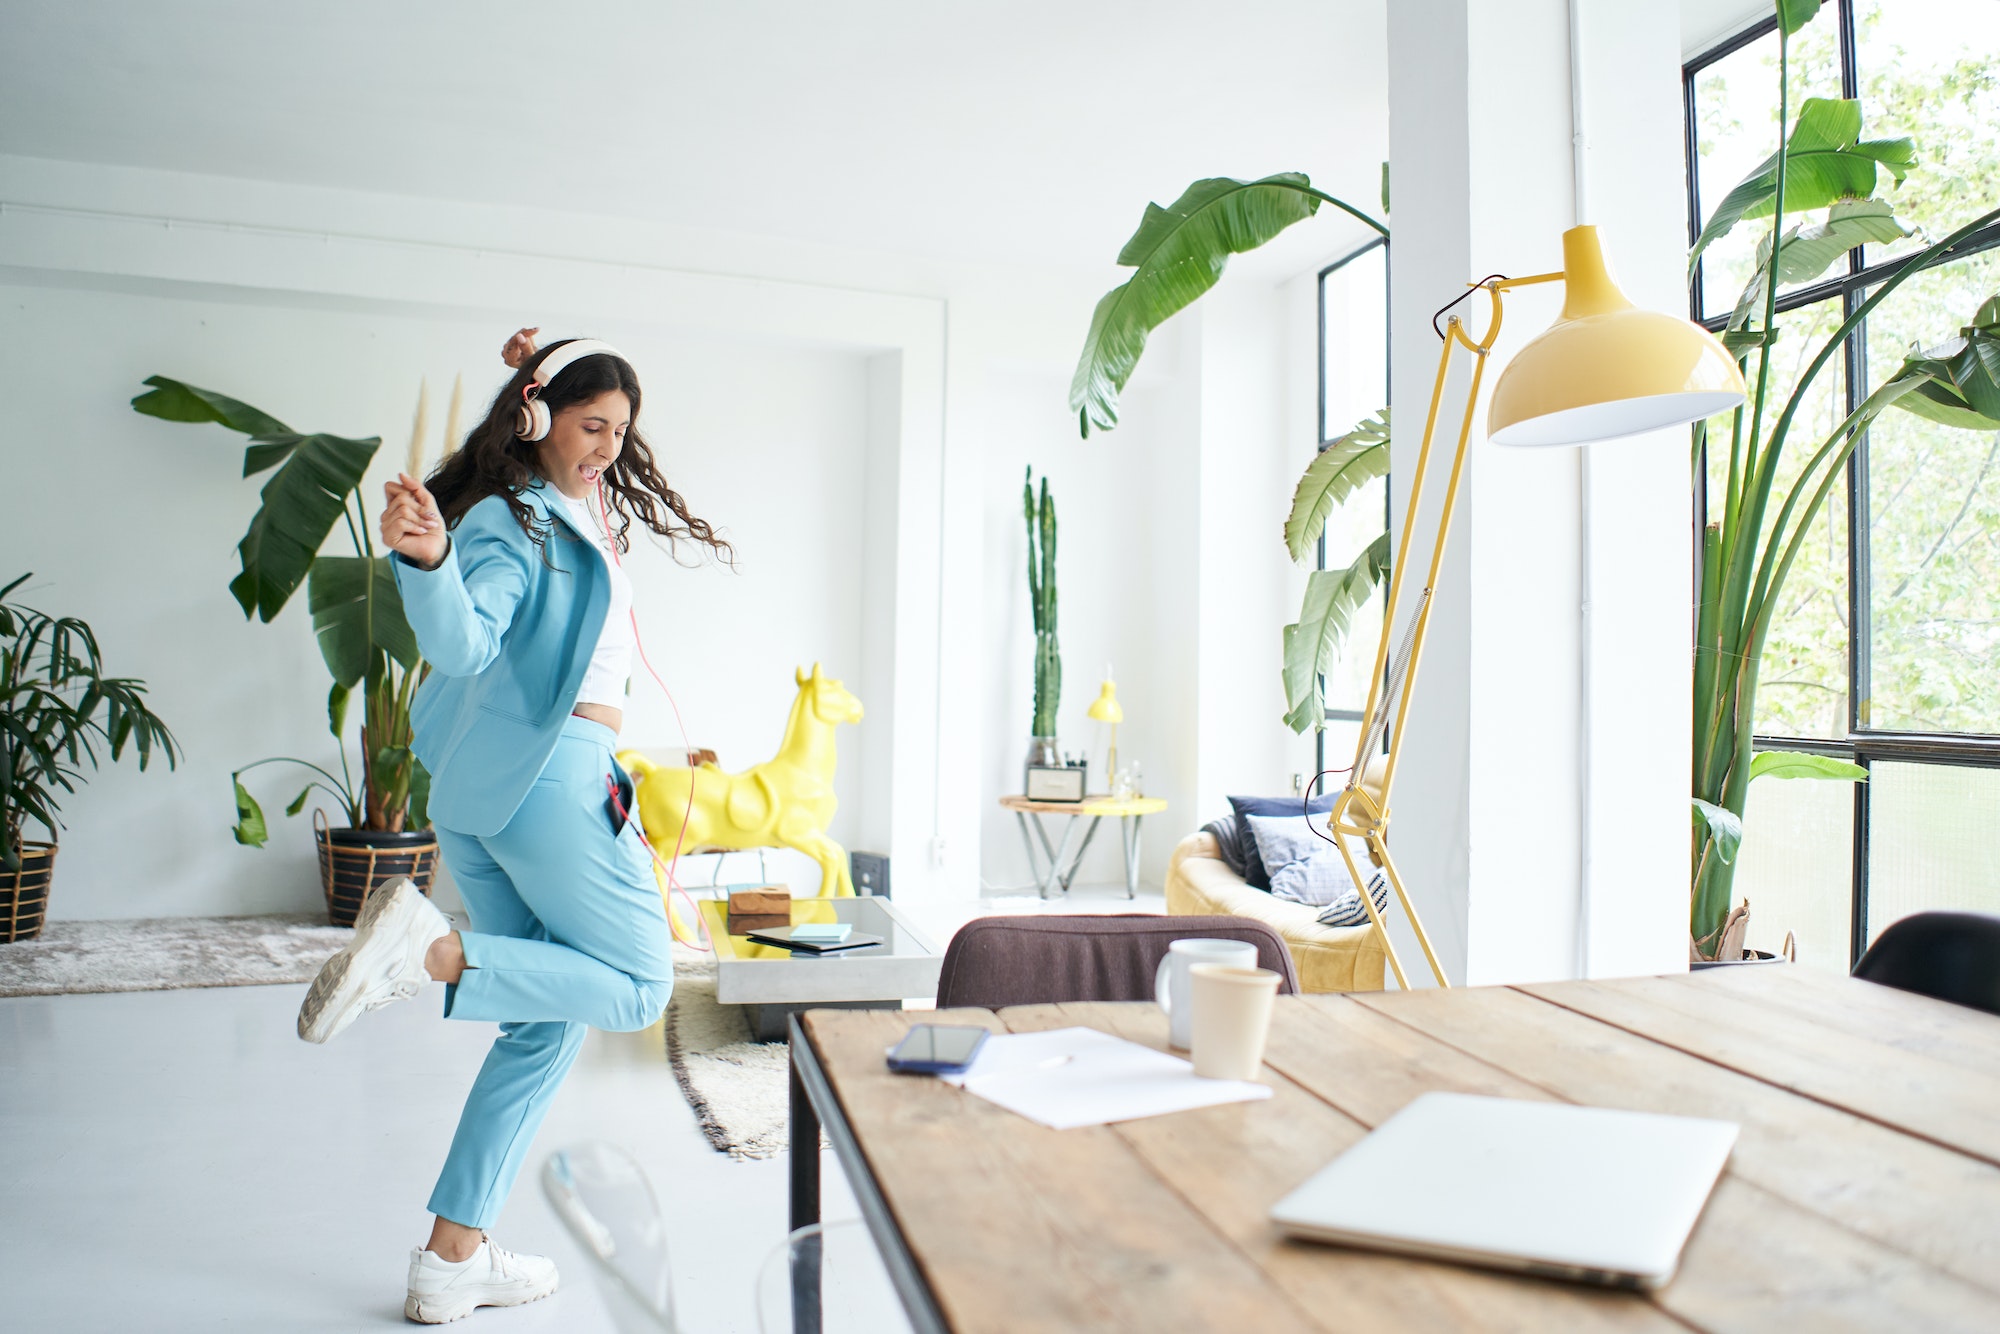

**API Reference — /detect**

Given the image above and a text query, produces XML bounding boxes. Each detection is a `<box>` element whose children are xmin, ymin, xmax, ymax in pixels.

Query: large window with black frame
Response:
<box><xmin>1687</xmin><ymin>0</ymin><xmax>2000</xmax><ymax>968</ymax></box>
<box><xmin>1314</xmin><ymin>238</ymin><xmax>1389</xmax><ymax>779</ymax></box>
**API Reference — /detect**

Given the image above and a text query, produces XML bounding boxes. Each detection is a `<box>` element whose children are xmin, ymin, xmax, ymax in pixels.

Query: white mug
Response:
<box><xmin>1154</xmin><ymin>938</ymin><xmax>1259</xmax><ymax>1049</ymax></box>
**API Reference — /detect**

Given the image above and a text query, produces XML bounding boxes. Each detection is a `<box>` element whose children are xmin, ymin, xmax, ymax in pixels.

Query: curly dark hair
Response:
<box><xmin>426</xmin><ymin>339</ymin><xmax>733</xmax><ymax>566</ymax></box>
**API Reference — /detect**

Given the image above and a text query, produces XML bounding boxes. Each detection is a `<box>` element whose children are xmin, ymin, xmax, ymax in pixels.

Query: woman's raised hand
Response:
<box><xmin>382</xmin><ymin>473</ymin><xmax>448</xmax><ymax>569</ymax></box>
<box><xmin>500</xmin><ymin>326</ymin><xmax>540</xmax><ymax>370</ymax></box>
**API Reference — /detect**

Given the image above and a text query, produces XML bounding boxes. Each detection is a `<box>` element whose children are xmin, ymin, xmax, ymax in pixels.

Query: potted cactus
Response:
<box><xmin>1023</xmin><ymin>467</ymin><xmax>1062</xmax><ymax>773</ymax></box>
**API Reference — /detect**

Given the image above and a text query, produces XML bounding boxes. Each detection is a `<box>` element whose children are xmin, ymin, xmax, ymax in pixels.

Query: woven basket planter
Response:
<box><xmin>1</xmin><ymin>840</ymin><xmax>56</xmax><ymax>943</ymax></box>
<box><xmin>314</xmin><ymin>812</ymin><xmax>439</xmax><ymax>927</ymax></box>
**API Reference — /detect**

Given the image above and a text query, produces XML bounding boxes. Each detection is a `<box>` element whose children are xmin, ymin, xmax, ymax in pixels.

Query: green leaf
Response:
<box><xmin>1776</xmin><ymin>0</ymin><xmax>1822</xmax><ymax>36</ymax></box>
<box><xmin>1280</xmin><ymin>624</ymin><xmax>1320</xmax><ymax>734</ymax></box>
<box><xmin>1729</xmin><ymin>199</ymin><xmax>1913</xmax><ymax>330</ymax></box>
<box><xmin>1722</xmin><ymin>326</ymin><xmax>1778</xmax><ymax>357</ymax></box>
<box><xmin>232</xmin><ymin>774</ymin><xmax>269</xmax><ymax>848</ymax></box>
<box><xmin>1071</xmin><ymin>174</ymin><xmax>1342</xmax><ymax>436</ymax></box>
<box><xmin>284</xmin><ymin>785</ymin><xmax>314</xmax><ymax>817</ymax></box>
<box><xmin>407</xmin><ymin>757</ymin><xmax>431</xmax><ymax>830</ymax></box>
<box><xmin>1748</xmin><ymin>750</ymin><xmax>1869</xmax><ymax>782</ymax></box>
<box><xmin>1690</xmin><ymin>98</ymin><xmax>1915</xmax><ymax>273</ymax></box>
<box><xmin>1281</xmin><ymin>532</ymin><xmax>1392</xmax><ymax>734</ymax></box>
<box><xmin>1284</xmin><ymin>409</ymin><xmax>1390</xmax><ymax>563</ymax></box>
<box><xmin>1888</xmin><ymin>295</ymin><xmax>2000</xmax><ymax>430</ymax></box>
<box><xmin>229</xmin><ymin>433</ymin><xmax>380</xmax><ymax>621</ymax></box>
<box><xmin>131</xmin><ymin>376</ymin><xmax>291</xmax><ymax>438</ymax></box>
<box><xmin>327</xmin><ymin>681</ymin><xmax>350</xmax><ymax>738</ymax></box>
<box><xmin>1691</xmin><ymin>797</ymin><xmax>1742</xmax><ymax>866</ymax></box>
<box><xmin>308</xmin><ymin>557</ymin><xmax>419</xmax><ymax>688</ymax></box>
<box><xmin>1379</xmin><ymin>160</ymin><xmax>1390</xmax><ymax>216</ymax></box>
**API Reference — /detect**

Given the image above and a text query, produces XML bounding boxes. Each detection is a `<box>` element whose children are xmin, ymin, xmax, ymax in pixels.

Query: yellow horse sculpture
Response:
<box><xmin>619</xmin><ymin>664</ymin><xmax>865</xmax><ymax>899</ymax></box>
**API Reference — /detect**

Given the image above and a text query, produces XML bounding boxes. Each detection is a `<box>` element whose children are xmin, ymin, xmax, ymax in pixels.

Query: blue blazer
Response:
<box><xmin>392</xmin><ymin>478</ymin><xmax>610</xmax><ymax>837</ymax></box>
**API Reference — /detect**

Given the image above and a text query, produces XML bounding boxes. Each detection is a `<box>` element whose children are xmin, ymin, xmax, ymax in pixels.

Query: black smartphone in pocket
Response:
<box><xmin>605</xmin><ymin>767</ymin><xmax>636</xmax><ymax>837</ymax></box>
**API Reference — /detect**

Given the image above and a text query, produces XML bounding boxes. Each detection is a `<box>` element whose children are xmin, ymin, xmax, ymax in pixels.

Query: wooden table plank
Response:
<box><xmin>1664</xmin><ymin>1176</ymin><xmax>2000</xmax><ymax>1334</ymax></box>
<box><xmin>1647</xmin><ymin>964</ymin><xmax>2000</xmax><ymax>1081</ymax></box>
<box><xmin>997</xmin><ymin>1000</ymin><xmax>1682</xmax><ymax>1334</ymax></box>
<box><xmin>800</xmin><ymin>1008</ymin><xmax>1320</xmax><ymax>1334</ymax></box>
<box><xmin>1346</xmin><ymin>985</ymin><xmax>2000</xmax><ymax>1321</ymax></box>
<box><xmin>800</xmin><ymin>972</ymin><xmax>2000</xmax><ymax>1334</ymax></box>
<box><xmin>1517</xmin><ymin>973</ymin><xmax>2000</xmax><ymax>1166</ymax></box>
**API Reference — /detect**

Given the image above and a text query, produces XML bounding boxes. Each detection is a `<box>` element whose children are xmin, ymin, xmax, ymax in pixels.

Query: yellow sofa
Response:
<box><xmin>1165</xmin><ymin>830</ymin><xmax>1386</xmax><ymax>992</ymax></box>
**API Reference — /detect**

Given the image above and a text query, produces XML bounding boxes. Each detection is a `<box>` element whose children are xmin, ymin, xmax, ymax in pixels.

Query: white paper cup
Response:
<box><xmin>1154</xmin><ymin>938</ymin><xmax>1260</xmax><ymax>1050</ymax></box>
<box><xmin>1188</xmin><ymin>964</ymin><xmax>1281</xmax><ymax>1081</ymax></box>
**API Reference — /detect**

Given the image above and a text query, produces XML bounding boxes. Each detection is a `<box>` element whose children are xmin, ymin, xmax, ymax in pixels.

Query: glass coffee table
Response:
<box><xmin>697</xmin><ymin>895</ymin><xmax>943</xmax><ymax>1040</ymax></box>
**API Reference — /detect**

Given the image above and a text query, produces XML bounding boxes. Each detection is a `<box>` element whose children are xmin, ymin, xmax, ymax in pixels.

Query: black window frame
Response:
<box><xmin>1314</xmin><ymin>236</ymin><xmax>1391</xmax><ymax>782</ymax></box>
<box><xmin>1685</xmin><ymin>0</ymin><xmax>2000</xmax><ymax>964</ymax></box>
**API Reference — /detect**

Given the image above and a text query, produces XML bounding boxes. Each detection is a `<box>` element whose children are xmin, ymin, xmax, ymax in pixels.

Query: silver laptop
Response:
<box><xmin>1271</xmin><ymin>1092</ymin><xmax>1737</xmax><ymax>1290</ymax></box>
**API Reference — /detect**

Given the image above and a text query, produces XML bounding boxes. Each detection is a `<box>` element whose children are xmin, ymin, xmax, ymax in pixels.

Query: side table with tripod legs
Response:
<box><xmin>999</xmin><ymin>795</ymin><xmax>1168</xmax><ymax>900</ymax></box>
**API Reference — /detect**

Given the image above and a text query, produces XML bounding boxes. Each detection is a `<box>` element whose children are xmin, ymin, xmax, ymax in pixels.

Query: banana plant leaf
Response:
<box><xmin>308</xmin><ymin>557</ymin><xmax>420</xmax><ymax>688</ymax></box>
<box><xmin>1282</xmin><ymin>532</ymin><xmax>1392</xmax><ymax>734</ymax></box>
<box><xmin>231</xmin><ymin>774</ymin><xmax>269</xmax><ymax>848</ymax></box>
<box><xmin>132</xmin><ymin>377</ymin><xmax>380</xmax><ymax>622</ymax></box>
<box><xmin>1284</xmin><ymin>409</ymin><xmax>1390</xmax><ymax>562</ymax></box>
<box><xmin>1748</xmin><ymin>749</ymin><xmax>1868</xmax><ymax>782</ymax></box>
<box><xmin>1691</xmin><ymin>798</ymin><xmax>1742</xmax><ymax>867</ymax></box>
<box><xmin>1889</xmin><ymin>293</ymin><xmax>2000</xmax><ymax>430</ymax></box>
<box><xmin>1776</xmin><ymin>0</ymin><xmax>1822</xmax><ymax>36</ymax></box>
<box><xmin>130</xmin><ymin>376</ymin><xmax>290</xmax><ymax>440</ymax></box>
<box><xmin>1071</xmin><ymin>174</ymin><xmax>1375</xmax><ymax>437</ymax></box>
<box><xmin>1728</xmin><ymin>199</ymin><xmax>1913</xmax><ymax>330</ymax></box>
<box><xmin>1689</xmin><ymin>98</ymin><xmax>1915</xmax><ymax>273</ymax></box>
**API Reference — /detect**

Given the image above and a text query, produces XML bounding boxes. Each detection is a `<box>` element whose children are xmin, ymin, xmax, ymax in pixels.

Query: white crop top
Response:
<box><xmin>556</xmin><ymin>491</ymin><xmax>635</xmax><ymax>709</ymax></box>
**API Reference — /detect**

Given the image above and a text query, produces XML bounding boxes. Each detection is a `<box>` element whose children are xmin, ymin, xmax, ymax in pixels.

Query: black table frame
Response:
<box><xmin>788</xmin><ymin>1014</ymin><xmax>950</xmax><ymax>1334</ymax></box>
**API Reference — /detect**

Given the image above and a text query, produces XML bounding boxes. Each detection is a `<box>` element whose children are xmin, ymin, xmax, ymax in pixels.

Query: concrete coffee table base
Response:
<box><xmin>698</xmin><ymin>896</ymin><xmax>942</xmax><ymax>1041</ymax></box>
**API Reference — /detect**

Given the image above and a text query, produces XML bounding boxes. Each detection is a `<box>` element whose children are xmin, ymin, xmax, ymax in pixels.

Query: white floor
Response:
<box><xmin>0</xmin><ymin>884</ymin><xmax>1161</xmax><ymax>1333</ymax></box>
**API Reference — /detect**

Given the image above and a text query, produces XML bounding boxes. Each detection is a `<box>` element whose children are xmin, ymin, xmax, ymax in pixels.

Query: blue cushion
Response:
<box><xmin>1226</xmin><ymin>793</ymin><xmax>1336</xmax><ymax>889</ymax></box>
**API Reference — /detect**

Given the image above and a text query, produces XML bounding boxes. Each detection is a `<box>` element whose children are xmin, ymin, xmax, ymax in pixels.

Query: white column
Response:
<box><xmin>1384</xmin><ymin>0</ymin><xmax>1688</xmax><ymax>984</ymax></box>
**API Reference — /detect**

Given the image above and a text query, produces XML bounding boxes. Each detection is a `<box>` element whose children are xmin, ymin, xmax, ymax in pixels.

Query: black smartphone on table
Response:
<box><xmin>886</xmin><ymin>1024</ymin><xmax>989</xmax><ymax>1075</ymax></box>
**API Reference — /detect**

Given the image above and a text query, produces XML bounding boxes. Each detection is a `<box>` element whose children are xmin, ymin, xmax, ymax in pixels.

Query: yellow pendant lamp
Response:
<box><xmin>1488</xmin><ymin>226</ymin><xmax>1746</xmax><ymax>447</ymax></box>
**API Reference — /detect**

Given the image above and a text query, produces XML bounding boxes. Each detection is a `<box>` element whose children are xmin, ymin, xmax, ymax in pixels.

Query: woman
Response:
<box><xmin>295</xmin><ymin>328</ymin><xmax>730</xmax><ymax>1324</ymax></box>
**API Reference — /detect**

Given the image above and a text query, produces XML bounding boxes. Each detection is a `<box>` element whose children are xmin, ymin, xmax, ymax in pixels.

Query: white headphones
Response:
<box><xmin>514</xmin><ymin>339</ymin><xmax>625</xmax><ymax>442</ymax></box>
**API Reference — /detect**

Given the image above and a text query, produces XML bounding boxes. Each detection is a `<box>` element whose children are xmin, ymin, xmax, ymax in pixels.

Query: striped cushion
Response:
<box><xmin>1315</xmin><ymin>865</ymin><xmax>1392</xmax><ymax>929</ymax></box>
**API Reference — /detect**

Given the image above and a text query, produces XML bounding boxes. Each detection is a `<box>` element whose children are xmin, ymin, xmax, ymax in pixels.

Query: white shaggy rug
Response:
<box><xmin>664</xmin><ymin>945</ymin><xmax>807</xmax><ymax>1160</ymax></box>
<box><xmin>0</xmin><ymin>914</ymin><xmax>353</xmax><ymax>997</ymax></box>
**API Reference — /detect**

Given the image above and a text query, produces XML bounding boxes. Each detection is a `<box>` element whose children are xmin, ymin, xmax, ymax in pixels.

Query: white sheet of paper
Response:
<box><xmin>940</xmin><ymin>1026</ymin><xmax>1271</xmax><ymax>1130</ymax></box>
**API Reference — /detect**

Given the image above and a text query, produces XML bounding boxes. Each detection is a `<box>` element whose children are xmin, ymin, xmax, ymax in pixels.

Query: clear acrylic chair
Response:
<box><xmin>755</xmin><ymin>1219</ymin><xmax>914</xmax><ymax>1334</ymax></box>
<box><xmin>541</xmin><ymin>1142</ymin><xmax>677</xmax><ymax>1333</ymax></box>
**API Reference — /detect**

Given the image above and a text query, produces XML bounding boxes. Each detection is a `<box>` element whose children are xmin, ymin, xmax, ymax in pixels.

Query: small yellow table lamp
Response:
<box><xmin>1087</xmin><ymin>673</ymin><xmax>1123</xmax><ymax>791</ymax></box>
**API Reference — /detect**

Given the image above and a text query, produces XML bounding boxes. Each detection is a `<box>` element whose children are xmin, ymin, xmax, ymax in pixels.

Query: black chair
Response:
<box><xmin>936</xmin><ymin>914</ymin><xmax>1298</xmax><ymax>1010</ymax></box>
<box><xmin>1850</xmin><ymin>910</ymin><xmax>2000</xmax><ymax>1016</ymax></box>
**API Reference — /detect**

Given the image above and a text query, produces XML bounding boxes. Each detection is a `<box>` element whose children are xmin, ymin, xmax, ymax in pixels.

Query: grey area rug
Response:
<box><xmin>3</xmin><ymin>917</ymin><xmax>802</xmax><ymax>1159</ymax></box>
<box><xmin>0</xmin><ymin>914</ymin><xmax>351</xmax><ymax>998</ymax></box>
<box><xmin>665</xmin><ymin>946</ymin><xmax>807</xmax><ymax>1160</ymax></box>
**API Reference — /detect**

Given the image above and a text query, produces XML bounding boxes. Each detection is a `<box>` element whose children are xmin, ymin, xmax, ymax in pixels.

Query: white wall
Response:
<box><xmin>0</xmin><ymin>279</ymin><xmax>872</xmax><ymax>918</ymax></box>
<box><xmin>1383</xmin><ymin>0</ymin><xmax>1691</xmax><ymax>985</ymax></box>
<box><xmin>0</xmin><ymin>151</ymin><xmax>1043</xmax><ymax>916</ymax></box>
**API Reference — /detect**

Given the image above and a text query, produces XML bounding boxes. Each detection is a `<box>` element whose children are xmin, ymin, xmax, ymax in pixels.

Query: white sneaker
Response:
<box><xmin>404</xmin><ymin>1238</ymin><xmax>559</xmax><ymax>1324</ymax></box>
<box><xmin>296</xmin><ymin>877</ymin><xmax>451</xmax><ymax>1044</ymax></box>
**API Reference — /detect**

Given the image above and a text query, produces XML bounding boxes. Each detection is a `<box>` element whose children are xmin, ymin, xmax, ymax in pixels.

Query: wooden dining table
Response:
<box><xmin>786</xmin><ymin>965</ymin><xmax>2000</xmax><ymax>1332</ymax></box>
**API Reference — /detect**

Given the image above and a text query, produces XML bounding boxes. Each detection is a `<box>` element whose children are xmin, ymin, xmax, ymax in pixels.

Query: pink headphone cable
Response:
<box><xmin>592</xmin><ymin>480</ymin><xmax>711</xmax><ymax>953</ymax></box>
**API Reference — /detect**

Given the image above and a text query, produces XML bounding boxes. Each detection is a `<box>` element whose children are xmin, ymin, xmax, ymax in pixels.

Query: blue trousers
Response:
<box><xmin>427</xmin><ymin>716</ymin><xmax>674</xmax><ymax>1230</ymax></box>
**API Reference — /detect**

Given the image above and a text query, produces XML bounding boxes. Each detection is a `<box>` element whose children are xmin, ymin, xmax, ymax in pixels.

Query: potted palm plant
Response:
<box><xmin>2</xmin><ymin>573</ymin><xmax>181</xmax><ymax>941</ymax></box>
<box><xmin>131</xmin><ymin>379</ymin><xmax>440</xmax><ymax>926</ymax></box>
<box><xmin>1685</xmin><ymin>0</ymin><xmax>2000</xmax><ymax>960</ymax></box>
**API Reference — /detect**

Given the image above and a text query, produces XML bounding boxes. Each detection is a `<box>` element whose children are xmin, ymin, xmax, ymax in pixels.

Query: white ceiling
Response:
<box><xmin>0</xmin><ymin>0</ymin><xmax>1389</xmax><ymax>276</ymax></box>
